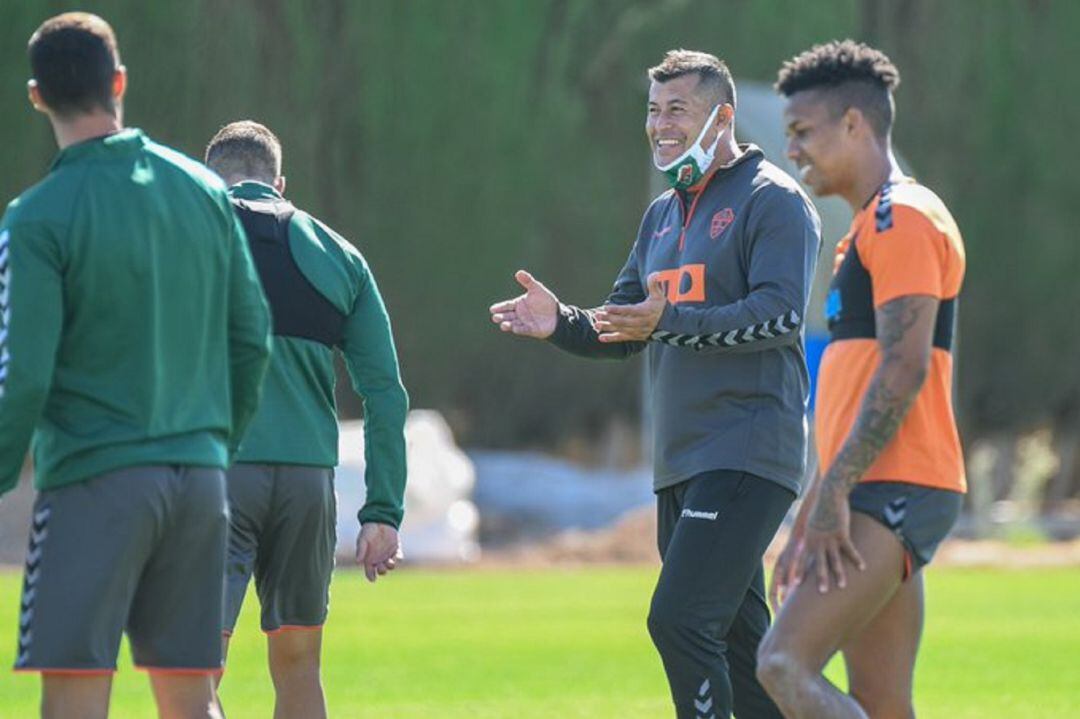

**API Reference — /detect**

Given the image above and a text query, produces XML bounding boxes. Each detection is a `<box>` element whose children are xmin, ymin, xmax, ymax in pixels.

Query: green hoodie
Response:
<box><xmin>228</xmin><ymin>181</ymin><xmax>408</xmax><ymax>528</ymax></box>
<box><xmin>0</xmin><ymin>129</ymin><xmax>271</xmax><ymax>495</ymax></box>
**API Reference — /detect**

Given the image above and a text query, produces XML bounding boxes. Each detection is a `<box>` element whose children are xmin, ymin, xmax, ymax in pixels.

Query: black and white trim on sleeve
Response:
<box><xmin>649</xmin><ymin>309</ymin><xmax>801</xmax><ymax>351</ymax></box>
<box><xmin>0</xmin><ymin>229</ymin><xmax>10</xmax><ymax>398</ymax></box>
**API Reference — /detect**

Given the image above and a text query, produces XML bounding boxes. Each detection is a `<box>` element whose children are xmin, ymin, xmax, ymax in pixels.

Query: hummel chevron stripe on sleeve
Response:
<box><xmin>0</xmin><ymin>230</ymin><xmax>11</xmax><ymax>398</ymax></box>
<box><xmin>650</xmin><ymin>309</ymin><xmax>801</xmax><ymax>351</ymax></box>
<box><xmin>0</xmin><ymin>221</ymin><xmax>64</xmax><ymax>495</ymax></box>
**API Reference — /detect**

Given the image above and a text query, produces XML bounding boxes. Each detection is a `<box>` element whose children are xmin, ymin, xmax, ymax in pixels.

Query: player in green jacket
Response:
<box><xmin>205</xmin><ymin>121</ymin><xmax>408</xmax><ymax>719</ymax></box>
<box><xmin>0</xmin><ymin>13</ymin><xmax>270</xmax><ymax>719</ymax></box>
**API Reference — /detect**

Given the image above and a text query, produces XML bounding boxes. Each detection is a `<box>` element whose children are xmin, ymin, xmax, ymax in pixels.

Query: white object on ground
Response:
<box><xmin>336</xmin><ymin>410</ymin><xmax>480</xmax><ymax>562</ymax></box>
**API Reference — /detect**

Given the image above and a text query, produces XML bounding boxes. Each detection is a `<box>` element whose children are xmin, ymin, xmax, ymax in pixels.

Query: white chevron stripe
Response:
<box><xmin>21</xmin><ymin>586</ymin><xmax>36</xmax><ymax>607</ymax></box>
<box><xmin>33</xmin><ymin>507</ymin><xmax>51</xmax><ymax>525</ymax></box>
<box><xmin>883</xmin><ymin>506</ymin><xmax>905</xmax><ymax>526</ymax></box>
<box><xmin>699</xmin><ymin>678</ymin><xmax>711</xmax><ymax>695</ymax></box>
<box><xmin>25</xmin><ymin>567</ymin><xmax>40</xmax><ymax>585</ymax></box>
<box><xmin>694</xmin><ymin>696</ymin><xmax>714</xmax><ymax>712</ymax></box>
<box><xmin>650</xmin><ymin>310</ymin><xmax>802</xmax><ymax>351</ymax></box>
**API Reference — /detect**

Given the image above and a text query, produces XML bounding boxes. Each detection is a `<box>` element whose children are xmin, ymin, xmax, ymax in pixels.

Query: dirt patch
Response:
<box><xmin>481</xmin><ymin>504</ymin><xmax>1080</xmax><ymax>569</ymax></box>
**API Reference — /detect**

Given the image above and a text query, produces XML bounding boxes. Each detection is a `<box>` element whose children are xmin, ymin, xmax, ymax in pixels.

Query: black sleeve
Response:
<box><xmin>547</xmin><ymin>242</ymin><xmax>648</xmax><ymax>360</ymax></box>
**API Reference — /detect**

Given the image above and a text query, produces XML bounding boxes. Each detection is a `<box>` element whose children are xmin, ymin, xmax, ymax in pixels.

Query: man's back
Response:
<box><xmin>226</xmin><ymin>180</ymin><xmax>407</xmax><ymax>525</ymax></box>
<box><xmin>0</xmin><ymin>128</ymin><xmax>270</xmax><ymax>492</ymax></box>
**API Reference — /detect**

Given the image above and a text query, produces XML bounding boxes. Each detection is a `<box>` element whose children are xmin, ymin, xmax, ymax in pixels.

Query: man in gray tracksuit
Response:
<box><xmin>490</xmin><ymin>50</ymin><xmax>820</xmax><ymax>718</ymax></box>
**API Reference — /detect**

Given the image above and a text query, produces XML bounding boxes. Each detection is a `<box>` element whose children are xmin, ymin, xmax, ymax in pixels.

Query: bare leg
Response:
<box><xmin>842</xmin><ymin>572</ymin><xmax>924</xmax><ymax>719</ymax></box>
<box><xmin>149</xmin><ymin>673</ymin><xmax>223</xmax><ymax>719</ymax></box>
<box><xmin>212</xmin><ymin>634</ymin><xmax>231</xmax><ymax>714</ymax></box>
<box><xmin>268</xmin><ymin>629</ymin><xmax>326</xmax><ymax>719</ymax></box>
<box><xmin>756</xmin><ymin>513</ymin><xmax>905</xmax><ymax>718</ymax></box>
<box><xmin>41</xmin><ymin>673</ymin><xmax>112</xmax><ymax>719</ymax></box>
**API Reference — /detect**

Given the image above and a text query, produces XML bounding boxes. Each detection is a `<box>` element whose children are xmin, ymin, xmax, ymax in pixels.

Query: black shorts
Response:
<box><xmin>849</xmin><ymin>481</ymin><xmax>963</xmax><ymax>578</ymax></box>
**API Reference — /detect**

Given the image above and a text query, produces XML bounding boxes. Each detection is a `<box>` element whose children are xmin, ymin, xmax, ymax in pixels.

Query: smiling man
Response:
<box><xmin>756</xmin><ymin>41</ymin><xmax>967</xmax><ymax>719</ymax></box>
<box><xmin>490</xmin><ymin>50</ymin><xmax>820</xmax><ymax>719</ymax></box>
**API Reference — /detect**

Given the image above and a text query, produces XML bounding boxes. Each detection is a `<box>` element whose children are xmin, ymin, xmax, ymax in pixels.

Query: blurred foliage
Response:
<box><xmin>0</xmin><ymin>0</ymin><xmax>1077</xmax><ymax>450</ymax></box>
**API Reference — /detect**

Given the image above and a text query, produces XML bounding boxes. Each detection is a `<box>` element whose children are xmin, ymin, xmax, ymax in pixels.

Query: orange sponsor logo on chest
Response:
<box><xmin>653</xmin><ymin>264</ymin><xmax>706</xmax><ymax>304</ymax></box>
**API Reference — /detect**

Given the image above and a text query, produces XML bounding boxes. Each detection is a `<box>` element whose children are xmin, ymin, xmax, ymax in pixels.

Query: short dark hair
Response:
<box><xmin>648</xmin><ymin>49</ymin><xmax>737</xmax><ymax>109</ymax></box>
<box><xmin>205</xmin><ymin>121</ymin><xmax>282</xmax><ymax>184</ymax></box>
<box><xmin>775</xmin><ymin>39</ymin><xmax>900</xmax><ymax>138</ymax></box>
<box><xmin>28</xmin><ymin>13</ymin><xmax>121</xmax><ymax>118</ymax></box>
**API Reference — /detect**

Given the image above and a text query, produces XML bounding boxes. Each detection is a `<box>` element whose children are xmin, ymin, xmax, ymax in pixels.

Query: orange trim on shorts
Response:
<box><xmin>264</xmin><ymin>624</ymin><xmax>324</xmax><ymax>636</ymax></box>
<box><xmin>134</xmin><ymin>665</ymin><xmax>224</xmax><ymax>676</ymax></box>
<box><xmin>901</xmin><ymin>552</ymin><xmax>914</xmax><ymax>581</ymax></box>
<box><xmin>14</xmin><ymin>667</ymin><xmax>115</xmax><ymax>676</ymax></box>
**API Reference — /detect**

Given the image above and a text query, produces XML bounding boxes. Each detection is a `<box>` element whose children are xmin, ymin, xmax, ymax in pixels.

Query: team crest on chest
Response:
<box><xmin>710</xmin><ymin>208</ymin><xmax>735</xmax><ymax>239</ymax></box>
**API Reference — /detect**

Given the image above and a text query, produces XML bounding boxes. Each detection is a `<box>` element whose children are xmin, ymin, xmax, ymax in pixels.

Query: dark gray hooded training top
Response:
<box><xmin>550</xmin><ymin>145</ymin><xmax>821</xmax><ymax>495</ymax></box>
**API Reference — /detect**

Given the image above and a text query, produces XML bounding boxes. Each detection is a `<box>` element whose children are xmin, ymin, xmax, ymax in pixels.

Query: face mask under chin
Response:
<box><xmin>655</xmin><ymin>104</ymin><xmax>722</xmax><ymax>191</ymax></box>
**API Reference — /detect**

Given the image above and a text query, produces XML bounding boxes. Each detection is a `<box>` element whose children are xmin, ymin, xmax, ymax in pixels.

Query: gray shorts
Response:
<box><xmin>849</xmin><ymin>481</ymin><xmax>963</xmax><ymax>579</ymax></box>
<box><xmin>224</xmin><ymin>464</ymin><xmax>336</xmax><ymax>634</ymax></box>
<box><xmin>14</xmin><ymin>465</ymin><xmax>227</xmax><ymax>673</ymax></box>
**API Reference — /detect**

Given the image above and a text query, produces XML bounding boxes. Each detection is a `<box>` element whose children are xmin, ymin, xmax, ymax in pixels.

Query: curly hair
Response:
<box><xmin>775</xmin><ymin>40</ymin><xmax>900</xmax><ymax>137</ymax></box>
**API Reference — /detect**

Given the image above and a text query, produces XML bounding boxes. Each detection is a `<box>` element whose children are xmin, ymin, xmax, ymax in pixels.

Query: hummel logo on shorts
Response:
<box><xmin>681</xmin><ymin>509</ymin><xmax>719</xmax><ymax>521</ymax></box>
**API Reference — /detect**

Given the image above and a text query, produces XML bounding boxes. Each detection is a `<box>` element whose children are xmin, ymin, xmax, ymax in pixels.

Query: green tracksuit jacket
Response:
<box><xmin>228</xmin><ymin>181</ymin><xmax>408</xmax><ymax>527</ymax></box>
<box><xmin>0</xmin><ymin>128</ymin><xmax>271</xmax><ymax>495</ymax></box>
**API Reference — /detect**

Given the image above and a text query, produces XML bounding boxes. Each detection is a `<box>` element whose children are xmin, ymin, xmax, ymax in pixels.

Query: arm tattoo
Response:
<box><xmin>810</xmin><ymin>297</ymin><xmax>929</xmax><ymax>530</ymax></box>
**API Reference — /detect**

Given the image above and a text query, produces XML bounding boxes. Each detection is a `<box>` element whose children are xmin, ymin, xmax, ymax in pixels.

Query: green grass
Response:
<box><xmin>1</xmin><ymin>566</ymin><xmax>1078</xmax><ymax>718</ymax></box>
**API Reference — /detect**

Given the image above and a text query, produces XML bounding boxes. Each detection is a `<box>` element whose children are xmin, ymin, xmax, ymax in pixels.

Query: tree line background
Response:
<box><xmin>2</xmin><ymin>0</ymin><xmax>1078</xmax><ymax>515</ymax></box>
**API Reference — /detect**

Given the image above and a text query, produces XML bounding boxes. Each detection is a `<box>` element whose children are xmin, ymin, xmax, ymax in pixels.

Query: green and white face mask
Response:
<box><xmin>655</xmin><ymin>104</ymin><xmax>722</xmax><ymax>191</ymax></box>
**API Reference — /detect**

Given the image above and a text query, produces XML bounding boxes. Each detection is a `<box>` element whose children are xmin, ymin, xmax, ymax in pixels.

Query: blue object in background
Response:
<box><xmin>806</xmin><ymin>332</ymin><xmax>829</xmax><ymax>413</ymax></box>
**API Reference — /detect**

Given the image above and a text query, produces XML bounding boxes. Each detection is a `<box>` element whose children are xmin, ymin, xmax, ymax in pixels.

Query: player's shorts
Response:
<box><xmin>849</xmin><ymin>481</ymin><xmax>963</xmax><ymax>579</ymax></box>
<box><xmin>14</xmin><ymin>465</ymin><xmax>228</xmax><ymax>673</ymax></box>
<box><xmin>223</xmin><ymin>464</ymin><xmax>336</xmax><ymax>635</ymax></box>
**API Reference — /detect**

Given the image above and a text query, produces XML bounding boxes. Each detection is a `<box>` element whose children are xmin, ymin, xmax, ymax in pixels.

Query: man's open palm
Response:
<box><xmin>489</xmin><ymin>270</ymin><xmax>559</xmax><ymax>339</ymax></box>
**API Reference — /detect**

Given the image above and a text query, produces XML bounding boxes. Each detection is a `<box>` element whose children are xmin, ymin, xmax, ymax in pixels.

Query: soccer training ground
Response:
<box><xmin>2</xmin><ymin>566</ymin><xmax>1077</xmax><ymax>717</ymax></box>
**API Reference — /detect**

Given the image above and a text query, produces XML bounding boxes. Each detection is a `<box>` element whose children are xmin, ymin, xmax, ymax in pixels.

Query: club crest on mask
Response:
<box><xmin>677</xmin><ymin>165</ymin><xmax>695</xmax><ymax>186</ymax></box>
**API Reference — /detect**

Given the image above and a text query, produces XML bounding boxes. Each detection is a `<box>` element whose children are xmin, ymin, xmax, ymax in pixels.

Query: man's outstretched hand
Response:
<box><xmin>355</xmin><ymin>523</ymin><xmax>402</xmax><ymax>583</ymax></box>
<box><xmin>489</xmin><ymin>270</ymin><xmax>559</xmax><ymax>339</ymax></box>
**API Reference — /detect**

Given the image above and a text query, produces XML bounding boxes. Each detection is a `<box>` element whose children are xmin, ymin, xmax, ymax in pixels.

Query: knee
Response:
<box><xmin>646</xmin><ymin>599</ymin><xmax>699</xmax><ymax>651</ymax></box>
<box><xmin>754</xmin><ymin>639</ymin><xmax>805</xmax><ymax>696</ymax></box>
<box><xmin>268</xmin><ymin>633</ymin><xmax>320</xmax><ymax>677</ymax></box>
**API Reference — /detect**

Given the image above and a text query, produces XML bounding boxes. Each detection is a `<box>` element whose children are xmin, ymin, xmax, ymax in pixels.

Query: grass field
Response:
<box><xmin>0</xmin><ymin>566</ymin><xmax>1078</xmax><ymax>718</ymax></box>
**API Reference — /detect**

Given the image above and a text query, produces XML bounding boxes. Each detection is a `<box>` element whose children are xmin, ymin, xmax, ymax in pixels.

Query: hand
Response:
<box><xmin>794</xmin><ymin>482</ymin><xmax>865</xmax><ymax>593</ymax></box>
<box><xmin>489</xmin><ymin>270</ymin><xmax>559</xmax><ymax>339</ymax></box>
<box><xmin>768</xmin><ymin>533</ymin><xmax>804</xmax><ymax>611</ymax></box>
<box><xmin>355</xmin><ymin>523</ymin><xmax>402</xmax><ymax>583</ymax></box>
<box><xmin>593</xmin><ymin>273</ymin><xmax>667</xmax><ymax>343</ymax></box>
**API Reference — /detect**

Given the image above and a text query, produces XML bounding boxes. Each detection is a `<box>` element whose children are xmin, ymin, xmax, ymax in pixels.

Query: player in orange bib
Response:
<box><xmin>756</xmin><ymin>40</ymin><xmax>966</xmax><ymax>718</ymax></box>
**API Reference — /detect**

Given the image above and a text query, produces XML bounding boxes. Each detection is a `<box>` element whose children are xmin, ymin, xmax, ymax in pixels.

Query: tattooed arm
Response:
<box><xmin>797</xmin><ymin>294</ymin><xmax>939</xmax><ymax>592</ymax></box>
